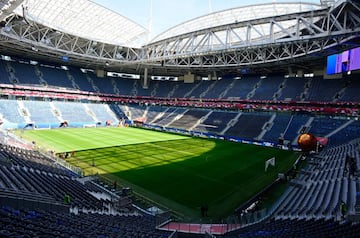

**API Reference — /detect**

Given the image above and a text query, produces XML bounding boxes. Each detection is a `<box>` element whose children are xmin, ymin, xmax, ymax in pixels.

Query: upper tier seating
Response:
<box><xmin>251</xmin><ymin>76</ymin><xmax>283</xmax><ymax>100</ymax></box>
<box><xmin>277</xmin><ymin>77</ymin><xmax>307</xmax><ymax>101</ymax></box>
<box><xmin>39</xmin><ymin>65</ymin><xmax>74</xmax><ymax>89</ymax></box>
<box><xmin>171</xmin><ymin>81</ymin><xmax>200</xmax><ymax>98</ymax></box>
<box><xmin>307</xmin><ymin>77</ymin><xmax>346</xmax><ymax>102</ymax></box>
<box><xmin>204</xmin><ymin>78</ymin><xmax>233</xmax><ymax>99</ymax></box>
<box><xmin>187</xmin><ymin>80</ymin><xmax>214</xmax><ymax>98</ymax></box>
<box><xmin>155</xmin><ymin>80</ymin><xmax>177</xmax><ymax>98</ymax></box>
<box><xmin>67</xmin><ymin>67</ymin><xmax>95</xmax><ymax>92</ymax></box>
<box><xmin>2</xmin><ymin>59</ymin><xmax>360</xmax><ymax>103</ymax></box>
<box><xmin>90</xmin><ymin>76</ymin><xmax>117</xmax><ymax>94</ymax></box>
<box><xmin>0</xmin><ymin>60</ymin><xmax>11</xmax><ymax>84</ymax></box>
<box><xmin>225</xmin><ymin>77</ymin><xmax>260</xmax><ymax>99</ymax></box>
<box><xmin>339</xmin><ymin>77</ymin><xmax>360</xmax><ymax>102</ymax></box>
<box><xmin>8</xmin><ymin>61</ymin><xmax>40</xmax><ymax>85</ymax></box>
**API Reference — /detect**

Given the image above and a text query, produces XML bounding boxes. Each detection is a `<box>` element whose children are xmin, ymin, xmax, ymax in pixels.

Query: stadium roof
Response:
<box><xmin>1</xmin><ymin>0</ymin><xmax>358</xmax><ymax>76</ymax></box>
<box><xmin>13</xmin><ymin>0</ymin><xmax>148</xmax><ymax>47</ymax></box>
<box><xmin>151</xmin><ymin>2</ymin><xmax>324</xmax><ymax>43</ymax></box>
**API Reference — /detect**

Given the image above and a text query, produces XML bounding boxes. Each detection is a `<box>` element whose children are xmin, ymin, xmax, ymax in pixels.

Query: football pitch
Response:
<box><xmin>17</xmin><ymin>127</ymin><xmax>299</xmax><ymax>220</ymax></box>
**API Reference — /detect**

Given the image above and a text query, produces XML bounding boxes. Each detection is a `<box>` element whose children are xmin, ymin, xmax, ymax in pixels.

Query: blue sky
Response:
<box><xmin>92</xmin><ymin>0</ymin><xmax>321</xmax><ymax>39</ymax></box>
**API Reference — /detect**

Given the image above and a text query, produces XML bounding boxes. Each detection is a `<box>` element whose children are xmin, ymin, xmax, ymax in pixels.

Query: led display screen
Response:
<box><xmin>326</xmin><ymin>47</ymin><xmax>360</xmax><ymax>75</ymax></box>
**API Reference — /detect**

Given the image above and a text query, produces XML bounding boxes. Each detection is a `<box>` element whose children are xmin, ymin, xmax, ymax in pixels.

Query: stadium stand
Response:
<box><xmin>0</xmin><ymin>99</ymin><xmax>27</xmax><ymax>125</ymax></box>
<box><xmin>155</xmin><ymin>80</ymin><xmax>177</xmax><ymax>98</ymax></box>
<box><xmin>0</xmin><ymin>92</ymin><xmax>357</xmax><ymax>146</ymax></box>
<box><xmin>222</xmin><ymin>218</ymin><xmax>360</xmax><ymax>238</ymax></box>
<box><xmin>119</xmin><ymin>104</ymin><xmax>146</xmax><ymax>121</ymax></box>
<box><xmin>171</xmin><ymin>81</ymin><xmax>200</xmax><ymax>98</ymax></box>
<box><xmin>4</xmin><ymin>60</ymin><xmax>360</xmax><ymax>238</ymax></box>
<box><xmin>0</xmin><ymin>66</ymin><xmax>354</xmax><ymax>234</ymax></box>
<box><xmin>262</xmin><ymin>113</ymin><xmax>293</xmax><ymax>143</ymax></box>
<box><xmin>225</xmin><ymin>113</ymin><xmax>272</xmax><ymax>140</ymax></box>
<box><xmin>92</xmin><ymin>77</ymin><xmax>117</xmax><ymax>95</ymax></box>
<box><xmin>225</xmin><ymin>77</ymin><xmax>260</xmax><ymax>100</ymax></box>
<box><xmin>0</xmin><ymin>206</ymin><xmax>171</xmax><ymax>238</ymax></box>
<box><xmin>168</xmin><ymin>109</ymin><xmax>209</xmax><ymax>130</ymax></box>
<box><xmin>145</xmin><ymin>106</ymin><xmax>168</xmax><ymax>123</ymax></box>
<box><xmin>277</xmin><ymin>76</ymin><xmax>307</xmax><ymax>101</ymax></box>
<box><xmin>0</xmin><ymin>142</ymin><xmax>172</xmax><ymax>237</ymax></box>
<box><xmin>0</xmin><ymin>0</ymin><xmax>360</xmax><ymax>237</ymax></box>
<box><xmin>51</xmin><ymin>101</ymin><xmax>95</xmax><ymax>125</ymax></box>
<box><xmin>67</xmin><ymin>67</ymin><xmax>95</xmax><ymax>92</ymax></box>
<box><xmin>251</xmin><ymin>76</ymin><xmax>284</xmax><ymax>101</ymax></box>
<box><xmin>203</xmin><ymin>79</ymin><xmax>231</xmax><ymax>99</ymax></box>
<box><xmin>38</xmin><ymin>65</ymin><xmax>74</xmax><ymax>89</ymax></box>
<box><xmin>108</xmin><ymin>104</ymin><xmax>129</xmax><ymax>121</ymax></box>
<box><xmin>338</xmin><ymin>76</ymin><xmax>360</xmax><ymax>102</ymax></box>
<box><xmin>85</xmin><ymin>103</ymin><xmax>118</xmax><ymax>125</ymax></box>
<box><xmin>9</xmin><ymin>61</ymin><xmax>42</xmax><ymax>86</ymax></box>
<box><xmin>151</xmin><ymin>107</ymin><xmax>187</xmax><ymax>126</ymax></box>
<box><xmin>307</xmin><ymin>77</ymin><xmax>347</xmax><ymax>102</ymax></box>
<box><xmin>194</xmin><ymin>111</ymin><xmax>239</xmax><ymax>134</ymax></box>
<box><xmin>22</xmin><ymin>100</ymin><xmax>59</xmax><ymax>127</ymax></box>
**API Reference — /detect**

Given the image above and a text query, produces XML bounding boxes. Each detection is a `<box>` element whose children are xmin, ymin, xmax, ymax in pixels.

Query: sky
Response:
<box><xmin>92</xmin><ymin>0</ymin><xmax>321</xmax><ymax>39</ymax></box>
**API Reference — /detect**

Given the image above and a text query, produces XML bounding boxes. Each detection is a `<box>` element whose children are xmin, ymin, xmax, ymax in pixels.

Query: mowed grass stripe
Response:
<box><xmin>16</xmin><ymin>127</ymin><xmax>187</xmax><ymax>152</ymax></box>
<box><xmin>71</xmin><ymin>140</ymin><xmax>208</xmax><ymax>172</ymax></box>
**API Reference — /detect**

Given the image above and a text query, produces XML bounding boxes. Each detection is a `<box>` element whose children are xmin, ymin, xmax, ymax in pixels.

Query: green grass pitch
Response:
<box><xmin>17</xmin><ymin>127</ymin><xmax>299</xmax><ymax>220</ymax></box>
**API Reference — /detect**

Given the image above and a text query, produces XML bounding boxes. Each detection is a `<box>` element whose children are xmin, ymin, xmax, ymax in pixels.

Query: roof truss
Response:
<box><xmin>0</xmin><ymin>0</ymin><xmax>359</xmax><ymax>76</ymax></box>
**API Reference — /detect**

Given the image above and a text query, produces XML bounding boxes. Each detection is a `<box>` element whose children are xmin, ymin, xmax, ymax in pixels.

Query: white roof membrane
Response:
<box><xmin>151</xmin><ymin>2</ymin><xmax>324</xmax><ymax>43</ymax></box>
<box><xmin>14</xmin><ymin>0</ymin><xmax>148</xmax><ymax>46</ymax></box>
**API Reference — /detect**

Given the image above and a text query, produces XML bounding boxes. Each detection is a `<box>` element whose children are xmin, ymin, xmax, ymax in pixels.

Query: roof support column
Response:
<box><xmin>142</xmin><ymin>67</ymin><xmax>149</xmax><ymax>89</ymax></box>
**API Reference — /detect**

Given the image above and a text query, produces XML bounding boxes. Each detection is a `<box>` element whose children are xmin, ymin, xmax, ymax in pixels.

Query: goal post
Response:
<box><xmin>83</xmin><ymin>123</ymin><xmax>97</xmax><ymax>128</ymax></box>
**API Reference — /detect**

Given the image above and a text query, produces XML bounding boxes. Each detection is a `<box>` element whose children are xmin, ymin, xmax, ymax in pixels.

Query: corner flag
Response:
<box><xmin>265</xmin><ymin>157</ymin><xmax>276</xmax><ymax>172</ymax></box>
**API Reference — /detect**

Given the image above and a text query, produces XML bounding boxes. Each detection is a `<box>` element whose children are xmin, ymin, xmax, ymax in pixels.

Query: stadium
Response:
<box><xmin>0</xmin><ymin>0</ymin><xmax>359</xmax><ymax>237</ymax></box>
